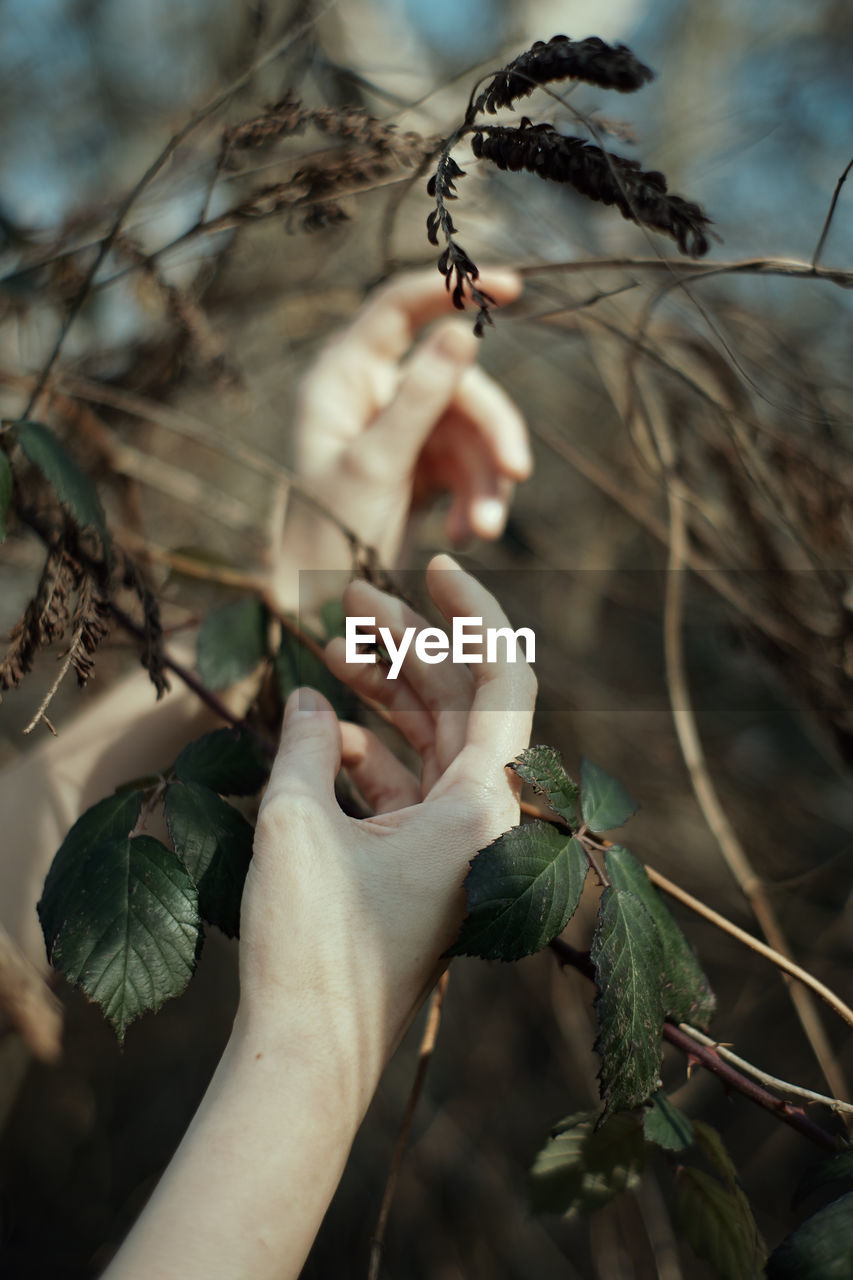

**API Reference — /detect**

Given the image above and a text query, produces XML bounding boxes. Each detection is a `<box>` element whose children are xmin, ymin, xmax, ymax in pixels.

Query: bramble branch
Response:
<box><xmin>549</xmin><ymin>938</ymin><xmax>841</xmax><ymax>1154</ymax></box>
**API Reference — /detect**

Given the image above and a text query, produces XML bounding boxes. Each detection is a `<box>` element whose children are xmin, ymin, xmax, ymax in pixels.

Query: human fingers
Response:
<box><xmin>339</xmin><ymin>721</ymin><xmax>422</xmax><ymax>813</ymax></box>
<box><xmin>259</xmin><ymin>687</ymin><xmax>342</xmax><ymax>813</ymax></box>
<box><xmin>324</xmin><ymin>634</ymin><xmax>438</xmax><ymax>764</ymax></box>
<box><xmin>417</xmin><ymin>415</ymin><xmax>515</xmax><ymax>541</ymax></box>
<box><xmin>336</xmin><ymin>578</ymin><xmax>474</xmax><ymax>772</ymax></box>
<box><xmin>345</xmin><ymin>267</ymin><xmax>522</xmax><ymax>364</ymax></box>
<box><xmin>356</xmin><ymin>320</ymin><xmax>481</xmax><ymax>475</ymax></box>
<box><xmin>425</xmin><ymin>555</ymin><xmax>536</xmax><ymax>774</ymax></box>
<box><xmin>451</xmin><ymin>363</ymin><xmax>532</xmax><ymax>481</ymax></box>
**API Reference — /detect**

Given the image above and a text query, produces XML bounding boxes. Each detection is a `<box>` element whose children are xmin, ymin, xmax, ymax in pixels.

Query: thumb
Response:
<box><xmin>365</xmin><ymin>320</ymin><xmax>480</xmax><ymax>470</ymax></box>
<box><xmin>260</xmin><ymin>687</ymin><xmax>341</xmax><ymax>810</ymax></box>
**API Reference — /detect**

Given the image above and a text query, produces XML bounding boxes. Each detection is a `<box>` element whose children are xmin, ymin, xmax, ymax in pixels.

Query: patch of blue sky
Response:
<box><xmin>378</xmin><ymin>0</ymin><xmax>508</xmax><ymax>62</ymax></box>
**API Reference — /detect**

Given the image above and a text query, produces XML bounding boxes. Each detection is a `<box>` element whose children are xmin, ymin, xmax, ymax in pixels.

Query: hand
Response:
<box><xmin>236</xmin><ymin>556</ymin><xmax>536</xmax><ymax>1111</ymax></box>
<box><xmin>274</xmin><ymin>270</ymin><xmax>530</xmax><ymax>605</ymax></box>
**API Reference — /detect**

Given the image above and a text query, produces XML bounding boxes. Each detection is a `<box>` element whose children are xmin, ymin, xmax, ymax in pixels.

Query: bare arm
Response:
<box><xmin>102</xmin><ymin>559</ymin><xmax>535</xmax><ymax>1280</ymax></box>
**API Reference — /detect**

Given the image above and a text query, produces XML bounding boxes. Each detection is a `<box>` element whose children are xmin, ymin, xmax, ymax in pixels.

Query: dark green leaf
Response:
<box><xmin>173</xmin><ymin>727</ymin><xmax>269</xmax><ymax>796</ymax></box>
<box><xmin>15</xmin><ymin>419</ymin><xmax>107</xmax><ymax>537</ymax></box>
<box><xmin>446</xmin><ymin>821</ymin><xmax>588</xmax><ymax>961</ymax></box>
<box><xmin>676</xmin><ymin>1165</ymin><xmax>766</xmax><ymax>1280</ymax></box>
<box><xmin>767</xmin><ymin>1193</ymin><xmax>853</xmax><ymax>1279</ymax></box>
<box><xmin>795</xmin><ymin>1151</ymin><xmax>853</xmax><ymax>1210</ymax></box>
<box><xmin>510</xmin><ymin>745</ymin><xmax>579</xmax><ymax>825</ymax></box>
<box><xmin>644</xmin><ymin>1091</ymin><xmax>694</xmax><ymax>1151</ymax></box>
<box><xmin>39</xmin><ymin>791</ymin><xmax>143</xmax><ymax>952</ymax></box>
<box><xmin>196</xmin><ymin>597</ymin><xmax>268</xmax><ymax>691</ymax></box>
<box><xmin>46</xmin><ymin>834</ymin><xmax>200</xmax><ymax>1042</ymax></box>
<box><xmin>0</xmin><ymin>449</ymin><xmax>12</xmax><ymax>541</ymax></box>
<box><xmin>606</xmin><ymin>846</ymin><xmax>716</xmax><ymax>1026</ymax></box>
<box><xmin>530</xmin><ymin>1110</ymin><xmax>646</xmax><ymax>1217</ymax></box>
<box><xmin>164</xmin><ymin>781</ymin><xmax>253</xmax><ymax>938</ymax></box>
<box><xmin>693</xmin><ymin>1120</ymin><xmax>741</xmax><ymax>1189</ymax></box>
<box><xmin>580</xmin><ymin>757</ymin><xmax>637</xmax><ymax>832</ymax></box>
<box><xmin>591</xmin><ymin>887</ymin><xmax>664</xmax><ymax>1114</ymax></box>
<box><xmin>275</xmin><ymin>628</ymin><xmax>354</xmax><ymax>719</ymax></box>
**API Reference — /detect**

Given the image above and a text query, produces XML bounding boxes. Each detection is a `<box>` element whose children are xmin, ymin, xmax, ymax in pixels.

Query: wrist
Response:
<box><xmin>226</xmin><ymin>999</ymin><xmax>383</xmax><ymax>1125</ymax></box>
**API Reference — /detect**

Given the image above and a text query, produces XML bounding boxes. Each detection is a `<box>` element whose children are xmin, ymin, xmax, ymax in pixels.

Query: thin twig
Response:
<box><xmin>811</xmin><ymin>157</ymin><xmax>853</xmax><ymax>269</ymax></box>
<box><xmin>644</xmin><ymin>865</ymin><xmax>853</xmax><ymax>1032</ymax></box>
<box><xmin>368</xmin><ymin>971</ymin><xmax>450</xmax><ymax>1280</ymax></box>
<box><xmin>549</xmin><ymin>939</ymin><xmax>840</xmax><ymax>1154</ymax></box>
<box><xmin>109</xmin><ymin>602</ymin><xmax>277</xmax><ymax>756</ymax></box>
<box><xmin>677</xmin><ymin>1024</ymin><xmax>853</xmax><ymax>1116</ymax></box>
<box><xmin>517</xmin><ymin>255</ymin><xmax>853</xmax><ymax>289</ymax></box>
<box><xmin>21</xmin><ymin>626</ymin><xmax>82</xmax><ymax>735</ymax></box>
<box><xmin>18</xmin><ymin>8</ymin><xmax>333</xmax><ymax>419</ymax></box>
<box><xmin>519</xmin><ymin>799</ymin><xmax>853</xmax><ymax>1036</ymax></box>
<box><xmin>657</xmin><ymin>416</ymin><xmax>851</xmax><ymax>1113</ymax></box>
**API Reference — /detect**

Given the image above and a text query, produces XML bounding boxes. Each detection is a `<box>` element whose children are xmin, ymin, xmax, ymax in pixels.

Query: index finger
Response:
<box><xmin>424</xmin><ymin>554</ymin><xmax>536</xmax><ymax>772</ymax></box>
<box><xmin>346</xmin><ymin>267</ymin><xmax>522</xmax><ymax>363</ymax></box>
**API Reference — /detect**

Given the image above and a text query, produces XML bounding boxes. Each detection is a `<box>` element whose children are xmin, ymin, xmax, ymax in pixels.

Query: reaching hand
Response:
<box><xmin>275</xmin><ymin>269</ymin><xmax>530</xmax><ymax>601</ymax></box>
<box><xmin>237</xmin><ymin>555</ymin><xmax>536</xmax><ymax>1107</ymax></box>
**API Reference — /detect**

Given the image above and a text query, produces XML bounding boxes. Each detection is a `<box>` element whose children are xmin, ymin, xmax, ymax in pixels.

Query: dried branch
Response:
<box><xmin>368</xmin><ymin>972</ymin><xmax>449</xmax><ymax>1280</ymax></box>
<box><xmin>520</xmin><ymin>798</ymin><xmax>853</xmax><ymax>1038</ymax></box>
<box><xmin>17</xmin><ymin>9</ymin><xmax>332</xmax><ymax>418</ymax></box>
<box><xmin>677</xmin><ymin>1024</ymin><xmax>853</xmax><ymax>1116</ymax></box>
<box><xmin>655</xmin><ymin>403</ymin><xmax>851</xmax><ymax>1113</ymax></box>
<box><xmin>811</xmin><ymin>156</ymin><xmax>853</xmax><ymax>269</ymax></box>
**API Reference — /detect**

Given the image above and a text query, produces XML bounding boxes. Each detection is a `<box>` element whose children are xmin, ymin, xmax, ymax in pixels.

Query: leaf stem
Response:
<box><xmin>549</xmin><ymin>939</ymin><xmax>841</xmax><ymax>1153</ymax></box>
<box><xmin>520</xmin><ymin>799</ymin><xmax>853</xmax><ymax>1036</ymax></box>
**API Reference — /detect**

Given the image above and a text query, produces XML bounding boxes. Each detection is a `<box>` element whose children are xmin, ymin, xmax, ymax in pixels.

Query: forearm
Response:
<box><xmin>101</xmin><ymin>1016</ymin><xmax>367</xmax><ymax>1280</ymax></box>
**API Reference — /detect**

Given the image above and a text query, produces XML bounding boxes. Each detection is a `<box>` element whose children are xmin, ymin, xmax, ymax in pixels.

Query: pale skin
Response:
<box><xmin>0</xmin><ymin>269</ymin><xmax>535</xmax><ymax>1277</ymax></box>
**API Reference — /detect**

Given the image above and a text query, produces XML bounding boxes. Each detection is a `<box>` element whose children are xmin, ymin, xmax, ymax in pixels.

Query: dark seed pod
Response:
<box><xmin>476</xmin><ymin>35</ymin><xmax>655</xmax><ymax>115</ymax></box>
<box><xmin>472</xmin><ymin>124</ymin><xmax>712</xmax><ymax>256</ymax></box>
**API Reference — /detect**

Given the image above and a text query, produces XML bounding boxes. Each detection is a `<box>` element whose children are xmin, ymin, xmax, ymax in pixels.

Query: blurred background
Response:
<box><xmin>0</xmin><ymin>0</ymin><xmax>852</xmax><ymax>1275</ymax></box>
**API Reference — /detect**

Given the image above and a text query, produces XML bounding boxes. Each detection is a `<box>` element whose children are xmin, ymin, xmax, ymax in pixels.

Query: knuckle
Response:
<box><xmin>255</xmin><ymin>790</ymin><xmax>326</xmax><ymax>848</ymax></box>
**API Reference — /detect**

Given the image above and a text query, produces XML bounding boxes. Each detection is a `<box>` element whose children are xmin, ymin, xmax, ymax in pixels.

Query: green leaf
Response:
<box><xmin>38</xmin><ymin>791</ymin><xmax>144</xmax><ymax>952</ymax></box>
<box><xmin>591</xmin><ymin>887</ymin><xmax>664</xmax><ymax>1114</ymax></box>
<box><xmin>676</xmin><ymin>1165</ymin><xmax>766</xmax><ymax>1280</ymax></box>
<box><xmin>795</xmin><ymin>1151</ymin><xmax>853</xmax><ymax>1209</ymax></box>
<box><xmin>530</xmin><ymin>1110</ymin><xmax>646</xmax><ymax>1217</ymax></box>
<box><xmin>580</xmin><ymin>758</ymin><xmax>637</xmax><ymax>832</ymax></box>
<box><xmin>693</xmin><ymin>1120</ymin><xmax>741</xmax><ymax>1189</ymax></box>
<box><xmin>446</xmin><ymin>821</ymin><xmax>588</xmax><ymax>961</ymax></box>
<box><xmin>644</xmin><ymin>1091</ymin><xmax>694</xmax><ymax>1151</ymax></box>
<box><xmin>164</xmin><ymin>781</ymin><xmax>253</xmax><ymax>938</ymax></box>
<box><xmin>173</xmin><ymin>727</ymin><xmax>269</xmax><ymax>796</ymax></box>
<box><xmin>15</xmin><ymin>419</ymin><xmax>107</xmax><ymax>538</ymax></box>
<box><xmin>605</xmin><ymin>846</ymin><xmax>716</xmax><ymax>1026</ymax></box>
<box><xmin>0</xmin><ymin>449</ymin><xmax>12</xmax><ymax>541</ymax></box>
<box><xmin>275</xmin><ymin>628</ymin><xmax>354</xmax><ymax>719</ymax></box>
<box><xmin>44</xmin><ymin>833</ymin><xmax>200</xmax><ymax>1042</ymax></box>
<box><xmin>767</xmin><ymin>1193</ymin><xmax>853</xmax><ymax>1279</ymax></box>
<box><xmin>196</xmin><ymin>597</ymin><xmax>268</xmax><ymax>691</ymax></box>
<box><xmin>510</xmin><ymin>745</ymin><xmax>579</xmax><ymax>825</ymax></box>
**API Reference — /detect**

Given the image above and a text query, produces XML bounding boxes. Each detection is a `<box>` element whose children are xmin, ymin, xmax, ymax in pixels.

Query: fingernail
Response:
<box><xmin>474</xmin><ymin>498</ymin><xmax>506</xmax><ymax>537</ymax></box>
<box><xmin>287</xmin><ymin>687</ymin><xmax>325</xmax><ymax>717</ymax></box>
